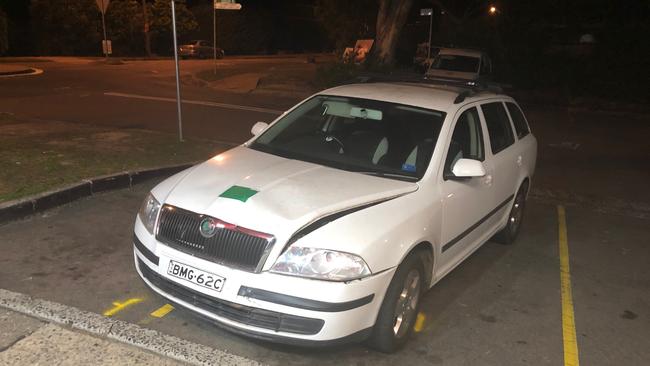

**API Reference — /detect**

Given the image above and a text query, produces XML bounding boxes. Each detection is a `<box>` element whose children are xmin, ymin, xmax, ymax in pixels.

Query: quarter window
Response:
<box><xmin>482</xmin><ymin>102</ymin><xmax>515</xmax><ymax>154</ymax></box>
<box><xmin>506</xmin><ymin>102</ymin><xmax>530</xmax><ymax>139</ymax></box>
<box><xmin>444</xmin><ymin>107</ymin><xmax>484</xmax><ymax>177</ymax></box>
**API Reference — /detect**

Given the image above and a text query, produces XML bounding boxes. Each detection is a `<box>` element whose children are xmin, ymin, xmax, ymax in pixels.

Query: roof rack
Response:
<box><xmin>350</xmin><ymin>73</ymin><xmax>503</xmax><ymax>104</ymax></box>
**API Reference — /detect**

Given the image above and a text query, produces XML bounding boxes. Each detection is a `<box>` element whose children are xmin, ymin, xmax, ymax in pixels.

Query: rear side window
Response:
<box><xmin>506</xmin><ymin>102</ymin><xmax>530</xmax><ymax>139</ymax></box>
<box><xmin>481</xmin><ymin>102</ymin><xmax>514</xmax><ymax>154</ymax></box>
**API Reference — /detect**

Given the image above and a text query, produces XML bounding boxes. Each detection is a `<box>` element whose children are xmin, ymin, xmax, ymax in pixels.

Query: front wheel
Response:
<box><xmin>366</xmin><ymin>253</ymin><xmax>423</xmax><ymax>353</ymax></box>
<box><xmin>493</xmin><ymin>182</ymin><xmax>528</xmax><ymax>244</ymax></box>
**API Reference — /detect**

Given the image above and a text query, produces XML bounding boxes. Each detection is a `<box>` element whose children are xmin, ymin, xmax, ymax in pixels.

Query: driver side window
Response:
<box><xmin>444</xmin><ymin>107</ymin><xmax>484</xmax><ymax>177</ymax></box>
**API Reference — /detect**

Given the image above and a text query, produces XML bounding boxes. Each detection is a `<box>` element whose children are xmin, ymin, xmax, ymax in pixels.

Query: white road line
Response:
<box><xmin>104</xmin><ymin>92</ymin><xmax>283</xmax><ymax>115</ymax></box>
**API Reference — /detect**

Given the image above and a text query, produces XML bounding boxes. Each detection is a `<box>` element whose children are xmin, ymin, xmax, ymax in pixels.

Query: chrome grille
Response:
<box><xmin>156</xmin><ymin>205</ymin><xmax>274</xmax><ymax>272</ymax></box>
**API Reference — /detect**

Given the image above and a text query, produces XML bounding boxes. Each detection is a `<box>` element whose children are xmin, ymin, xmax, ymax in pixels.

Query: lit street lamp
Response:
<box><xmin>489</xmin><ymin>6</ymin><xmax>497</xmax><ymax>15</ymax></box>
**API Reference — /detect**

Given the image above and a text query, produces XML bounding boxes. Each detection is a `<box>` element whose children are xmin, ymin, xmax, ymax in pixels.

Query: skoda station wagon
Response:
<box><xmin>133</xmin><ymin>81</ymin><xmax>537</xmax><ymax>352</ymax></box>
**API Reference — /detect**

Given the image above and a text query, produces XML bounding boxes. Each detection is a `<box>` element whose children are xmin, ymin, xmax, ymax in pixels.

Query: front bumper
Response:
<box><xmin>133</xmin><ymin>221</ymin><xmax>395</xmax><ymax>344</ymax></box>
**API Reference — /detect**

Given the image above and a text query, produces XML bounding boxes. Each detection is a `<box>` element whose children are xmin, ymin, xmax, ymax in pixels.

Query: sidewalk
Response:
<box><xmin>0</xmin><ymin>289</ymin><xmax>262</xmax><ymax>366</ymax></box>
<box><xmin>1</xmin><ymin>309</ymin><xmax>181</xmax><ymax>365</ymax></box>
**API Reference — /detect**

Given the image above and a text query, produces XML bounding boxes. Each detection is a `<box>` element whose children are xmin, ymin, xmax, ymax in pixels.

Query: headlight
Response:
<box><xmin>138</xmin><ymin>192</ymin><xmax>161</xmax><ymax>234</ymax></box>
<box><xmin>270</xmin><ymin>246</ymin><xmax>371</xmax><ymax>281</ymax></box>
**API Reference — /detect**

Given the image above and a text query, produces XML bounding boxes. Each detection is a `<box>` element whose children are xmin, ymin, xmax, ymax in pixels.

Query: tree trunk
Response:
<box><xmin>371</xmin><ymin>0</ymin><xmax>414</xmax><ymax>66</ymax></box>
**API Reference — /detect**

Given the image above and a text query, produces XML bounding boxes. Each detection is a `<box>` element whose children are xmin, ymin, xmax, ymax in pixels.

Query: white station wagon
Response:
<box><xmin>133</xmin><ymin>81</ymin><xmax>537</xmax><ymax>352</ymax></box>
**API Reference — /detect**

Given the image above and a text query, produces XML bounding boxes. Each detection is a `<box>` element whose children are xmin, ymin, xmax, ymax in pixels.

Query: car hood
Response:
<box><xmin>160</xmin><ymin>146</ymin><xmax>418</xmax><ymax>239</ymax></box>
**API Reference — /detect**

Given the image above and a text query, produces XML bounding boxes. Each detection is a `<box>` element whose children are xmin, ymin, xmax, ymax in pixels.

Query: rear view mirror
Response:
<box><xmin>251</xmin><ymin>122</ymin><xmax>269</xmax><ymax>136</ymax></box>
<box><xmin>450</xmin><ymin>158</ymin><xmax>486</xmax><ymax>179</ymax></box>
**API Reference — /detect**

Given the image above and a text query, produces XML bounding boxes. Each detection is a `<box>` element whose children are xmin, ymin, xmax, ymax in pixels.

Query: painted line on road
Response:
<box><xmin>150</xmin><ymin>304</ymin><xmax>175</xmax><ymax>318</ymax></box>
<box><xmin>103</xmin><ymin>298</ymin><xmax>144</xmax><ymax>317</ymax></box>
<box><xmin>104</xmin><ymin>92</ymin><xmax>283</xmax><ymax>115</ymax></box>
<box><xmin>557</xmin><ymin>205</ymin><xmax>580</xmax><ymax>366</ymax></box>
<box><xmin>413</xmin><ymin>312</ymin><xmax>426</xmax><ymax>333</ymax></box>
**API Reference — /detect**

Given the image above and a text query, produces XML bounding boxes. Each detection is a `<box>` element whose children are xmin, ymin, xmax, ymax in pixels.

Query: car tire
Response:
<box><xmin>493</xmin><ymin>181</ymin><xmax>528</xmax><ymax>245</ymax></box>
<box><xmin>366</xmin><ymin>252</ymin><xmax>424</xmax><ymax>353</ymax></box>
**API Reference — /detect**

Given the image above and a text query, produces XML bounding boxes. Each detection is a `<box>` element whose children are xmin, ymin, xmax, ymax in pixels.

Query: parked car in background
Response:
<box><xmin>425</xmin><ymin>48</ymin><xmax>492</xmax><ymax>83</ymax></box>
<box><xmin>133</xmin><ymin>80</ymin><xmax>536</xmax><ymax>352</ymax></box>
<box><xmin>179</xmin><ymin>40</ymin><xmax>224</xmax><ymax>59</ymax></box>
<box><xmin>413</xmin><ymin>43</ymin><xmax>441</xmax><ymax>72</ymax></box>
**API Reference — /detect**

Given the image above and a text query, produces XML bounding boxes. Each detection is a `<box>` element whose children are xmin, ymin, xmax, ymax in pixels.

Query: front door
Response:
<box><xmin>437</xmin><ymin>104</ymin><xmax>495</xmax><ymax>278</ymax></box>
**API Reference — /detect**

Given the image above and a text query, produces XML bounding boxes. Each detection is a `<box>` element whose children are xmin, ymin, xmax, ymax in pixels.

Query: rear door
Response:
<box><xmin>478</xmin><ymin>100</ymin><xmax>519</xmax><ymax>231</ymax></box>
<box><xmin>504</xmin><ymin>101</ymin><xmax>537</xmax><ymax>175</ymax></box>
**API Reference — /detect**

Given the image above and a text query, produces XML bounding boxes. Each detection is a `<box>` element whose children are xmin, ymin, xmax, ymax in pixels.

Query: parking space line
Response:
<box><xmin>413</xmin><ymin>312</ymin><xmax>427</xmax><ymax>332</ymax></box>
<box><xmin>557</xmin><ymin>205</ymin><xmax>580</xmax><ymax>366</ymax></box>
<box><xmin>103</xmin><ymin>298</ymin><xmax>144</xmax><ymax>317</ymax></box>
<box><xmin>150</xmin><ymin>304</ymin><xmax>174</xmax><ymax>318</ymax></box>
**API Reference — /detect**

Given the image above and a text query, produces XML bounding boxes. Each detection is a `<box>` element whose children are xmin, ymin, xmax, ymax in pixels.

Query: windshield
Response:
<box><xmin>250</xmin><ymin>95</ymin><xmax>445</xmax><ymax>181</ymax></box>
<box><xmin>431</xmin><ymin>54</ymin><xmax>480</xmax><ymax>73</ymax></box>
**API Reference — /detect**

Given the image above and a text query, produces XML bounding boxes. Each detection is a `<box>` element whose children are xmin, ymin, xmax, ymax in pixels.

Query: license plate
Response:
<box><xmin>167</xmin><ymin>260</ymin><xmax>225</xmax><ymax>292</ymax></box>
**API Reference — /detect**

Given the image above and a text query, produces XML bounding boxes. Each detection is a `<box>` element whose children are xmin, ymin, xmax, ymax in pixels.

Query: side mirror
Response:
<box><xmin>250</xmin><ymin>121</ymin><xmax>269</xmax><ymax>136</ymax></box>
<box><xmin>449</xmin><ymin>158</ymin><xmax>486</xmax><ymax>179</ymax></box>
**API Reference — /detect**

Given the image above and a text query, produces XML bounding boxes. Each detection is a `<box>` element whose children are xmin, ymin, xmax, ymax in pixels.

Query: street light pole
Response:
<box><xmin>427</xmin><ymin>12</ymin><xmax>433</xmax><ymax>59</ymax></box>
<box><xmin>213</xmin><ymin>2</ymin><xmax>217</xmax><ymax>74</ymax></box>
<box><xmin>171</xmin><ymin>0</ymin><xmax>184</xmax><ymax>142</ymax></box>
<box><xmin>100</xmin><ymin>0</ymin><xmax>109</xmax><ymax>59</ymax></box>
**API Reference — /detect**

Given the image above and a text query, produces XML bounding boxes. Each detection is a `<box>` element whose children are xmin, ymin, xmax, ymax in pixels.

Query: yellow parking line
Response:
<box><xmin>102</xmin><ymin>298</ymin><xmax>144</xmax><ymax>317</ymax></box>
<box><xmin>150</xmin><ymin>304</ymin><xmax>175</xmax><ymax>318</ymax></box>
<box><xmin>557</xmin><ymin>206</ymin><xmax>580</xmax><ymax>366</ymax></box>
<box><xmin>413</xmin><ymin>312</ymin><xmax>426</xmax><ymax>332</ymax></box>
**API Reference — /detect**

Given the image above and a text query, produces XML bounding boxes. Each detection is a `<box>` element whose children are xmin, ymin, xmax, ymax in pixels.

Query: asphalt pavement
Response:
<box><xmin>0</xmin><ymin>178</ymin><xmax>648</xmax><ymax>365</ymax></box>
<box><xmin>0</xmin><ymin>57</ymin><xmax>303</xmax><ymax>143</ymax></box>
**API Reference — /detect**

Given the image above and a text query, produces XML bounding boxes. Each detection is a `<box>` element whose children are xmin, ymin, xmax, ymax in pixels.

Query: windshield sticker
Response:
<box><xmin>219</xmin><ymin>185</ymin><xmax>258</xmax><ymax>202</ymax></box>
<box><xmin>401</xmin><ymin>164</ymin><xmax>416</xmax><ymax>173</ymax></box>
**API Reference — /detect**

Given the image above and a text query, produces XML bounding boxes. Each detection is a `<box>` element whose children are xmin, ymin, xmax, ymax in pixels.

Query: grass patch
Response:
<box><xmin>312</xmin><ymin>63</ymin><xmax>363</xmax><ymax>89</ymax></box>
<box><xmin>0</xmin><ymin>118</ymin><xmax>228</xmax><ymax>202</ymax></box>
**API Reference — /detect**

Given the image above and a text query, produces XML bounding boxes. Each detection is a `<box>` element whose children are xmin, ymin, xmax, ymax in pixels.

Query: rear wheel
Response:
<box><xmin>367</xmin><ymin>253</ymin><xmax>423</xmax><ymax>353</ymax></box>
<box><xmin>493</xmin><ymin>182</ymin><xmax>528</xmax><ymax>244</ymax></box>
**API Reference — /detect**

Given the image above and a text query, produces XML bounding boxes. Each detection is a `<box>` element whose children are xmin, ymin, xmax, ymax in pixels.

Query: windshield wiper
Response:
<box><xmin>352</xmin><ymin>170</ymin><xmax>418</xmax><ymax>182</ymax></box>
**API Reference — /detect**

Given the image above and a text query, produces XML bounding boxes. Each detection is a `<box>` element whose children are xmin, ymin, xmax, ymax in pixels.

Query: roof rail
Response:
<box><xmin>351</xmin><ymin>73</ymin><xmax>503</xmax><ymax>104</ymax></box>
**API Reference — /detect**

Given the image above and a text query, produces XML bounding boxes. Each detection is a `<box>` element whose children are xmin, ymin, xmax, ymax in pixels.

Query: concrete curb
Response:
<box><xmin>0</xmin><ymin>67</ymin><xmax>44</xmax><ymax>78</ymax></box>
<box><xmin>0</xmin><ymin>289</ymin><xmax>263</xmax><ymax>366</ymax></box>
<box><xmin>0</xmin><ymin>163</ymin><xmax>194</xmax><ymax>225</ymax></box>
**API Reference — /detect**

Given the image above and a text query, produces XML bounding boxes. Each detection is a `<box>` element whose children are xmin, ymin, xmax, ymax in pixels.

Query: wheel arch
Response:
<box><xmin>399</xmin><ymin>241</ymin><xmax>434</xmax><ymax>289</ymax></box>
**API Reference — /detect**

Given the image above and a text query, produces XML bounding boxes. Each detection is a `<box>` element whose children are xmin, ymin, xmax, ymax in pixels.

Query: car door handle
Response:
<box><xmin>516</xmin><ymin>155</ymin><xmax>523</xmax><ymax>166</ymax></box>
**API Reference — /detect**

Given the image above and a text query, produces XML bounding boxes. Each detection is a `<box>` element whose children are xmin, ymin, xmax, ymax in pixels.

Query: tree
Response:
<box><xmin>30</xmin><ymin>0</ymin><xmax>101</xmax><ymax>55</ymax></box>
<box><xmin>106</xmin><ymin>0</ymin><xmax>144</xmax><ymax>56</ymax></box>
<box><xmin>0</xmin><ymin>7</ymin><xmax>7</xmax><ymax>55</ymax></box>
<box><xmin>314</xmin><ymin>0</ymin><xmax>378</xmax><ymax>52</ymax></box>
<box><xmin>370</xmin><ymin>0</ymin><xmax>414</xmax><ymax>66</ymax></box>
<box><xmin>149</xmin><ymin>0</ymin><xmax>197</xmax><ymax>55</ymax></box>
<box><xmin>315</xmin><ymin>0</ymin><xmax>413</xmax><ymax>67</ymax></box>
